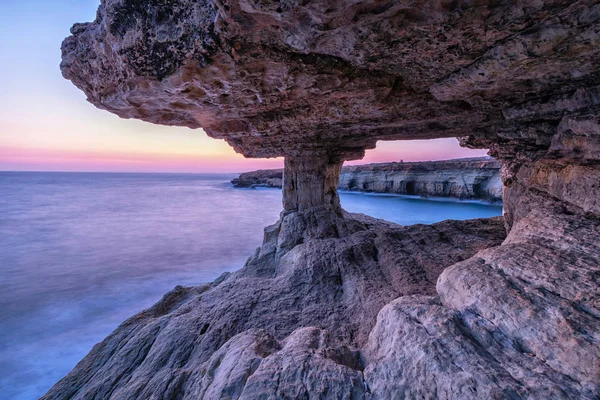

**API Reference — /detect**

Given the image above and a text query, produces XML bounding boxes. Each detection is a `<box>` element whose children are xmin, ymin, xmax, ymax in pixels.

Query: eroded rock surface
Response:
<box><xmin>42</xmin><ymin>214</ymin><xmax>506</xmax><ymax>399</ymax></box>
<box><xmin>232</xmin><ymin>157</ymin><xmax>503</xmax><ymax>201</ymax></box>
<box><xmin>361</xmin><ymin>148</ymin><xmax>600</xmax><ymax>399</ymax></box>
<box><xmin>61</xmin><ymin>0</ymin><xmax>600</xmax><ymax>160</ymax></box>
<box><xmin>365</xmin><ymin>200</ymin><xmax>600</xmax><ymax>399</ymax></box>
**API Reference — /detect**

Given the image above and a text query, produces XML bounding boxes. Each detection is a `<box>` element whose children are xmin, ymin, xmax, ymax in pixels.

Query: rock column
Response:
<box><xmin>253</xmin><ymin>153</ymin><xmax>360</xmax><ymax>255</ymax></box>
<box><xmin>282</xmin><ymin>154</ymin><xmax>344</xmax><ymax>214</ymax></box>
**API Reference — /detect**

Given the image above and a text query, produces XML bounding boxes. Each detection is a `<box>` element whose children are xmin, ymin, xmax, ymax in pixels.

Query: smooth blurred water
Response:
<box><xmin>0</xmin><ymin>172</ymin><xmax>501</xmax><ymax>399</ymax></box>
<box><xmin>339</xmin><ymin>190</ymin><xmax>502</xmax><ymax>225</ymax></box>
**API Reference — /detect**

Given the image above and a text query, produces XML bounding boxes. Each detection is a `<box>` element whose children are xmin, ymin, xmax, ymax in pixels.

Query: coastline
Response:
<box><xmin>232</xmin><ymin>157</ymin><xmax>503</xmax><ymax>203</ymax></box>
<box><xmin>249</xmin><ymin>185</ymin><xmax>504</xmax><ymax>205</ymax></box>
<box><xmin>337</xmin><ymin>189</ymin><xmax>503</xmax><ymax>205</ymax></box>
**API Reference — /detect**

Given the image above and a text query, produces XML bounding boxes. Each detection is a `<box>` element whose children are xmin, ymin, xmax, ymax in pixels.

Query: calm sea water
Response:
<box><xmin>0</xmin><ymin>172</ymin><xmax>502</xmax><ymax>399</ymax></box>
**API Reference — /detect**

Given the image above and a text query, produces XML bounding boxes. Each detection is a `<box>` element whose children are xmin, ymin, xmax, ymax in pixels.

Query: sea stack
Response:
<box><xmin>48</xmin><ymin>1</ymin><xmax>600</xmax><ymax>398</ymax></box>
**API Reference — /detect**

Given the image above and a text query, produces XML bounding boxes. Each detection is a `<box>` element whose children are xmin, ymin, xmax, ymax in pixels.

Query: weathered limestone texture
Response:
<box><xmin>42</xmin><ymin>214</ymin><xmax>506</xmax><ymax>400</ymax></box>
<box><xmin>50</xmin><ymin>0</ymin><xmax>600</xmax><ymax>398</ymax></box>
<box><xmin>60</xmin><ymin>0</ymin><xmax>600</xmax><ymax>160</ymax></box>
<box><xmin>282</xmin><ymin>155</ymin><xmax>344</xmax><ymax>212</ymax></box>
<box><xmin>364</xmin><ymin>187</ymin><xmax>600</xmax><ymax>399</ymax></box>
<box><xmin>233</xmin><ymin>157</ymin><xmax>503</xmax><ymax>202</ymax></box>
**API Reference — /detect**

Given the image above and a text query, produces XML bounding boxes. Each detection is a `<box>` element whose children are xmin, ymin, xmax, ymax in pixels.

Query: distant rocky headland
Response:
<box><xmin>232</xmin><ymin>157</ymin><xmax>503</xmax><ymax>202</ymax></box>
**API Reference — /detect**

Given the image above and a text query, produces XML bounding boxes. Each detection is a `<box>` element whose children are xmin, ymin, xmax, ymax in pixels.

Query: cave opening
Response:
<box><xmin>473</xmin><ymin>182</ymin><xmax>484</xmax><ymax>198</ymax></box>
<box><xmin>405</xmin><ymin>181</ymin><xmax>416</xmax><ymax>195</ymax></box>
<box><xmin>332</xmin><ymin>138</ymin><xmax>502</xmax><ymax>225</ymax></box>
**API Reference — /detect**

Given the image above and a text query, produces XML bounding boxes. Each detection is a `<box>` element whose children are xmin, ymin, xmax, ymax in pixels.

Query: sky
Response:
<box><xmin>0</xmin><ymin>0</ymin><xmax>488</xmax><ymax>173</ymax></box>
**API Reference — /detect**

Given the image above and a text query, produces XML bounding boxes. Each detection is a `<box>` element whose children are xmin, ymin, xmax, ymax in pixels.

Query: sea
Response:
<box><xmin>0</xmin><ymin>172</ymin><xmax>502</xmax><ymax>399</ymax></box>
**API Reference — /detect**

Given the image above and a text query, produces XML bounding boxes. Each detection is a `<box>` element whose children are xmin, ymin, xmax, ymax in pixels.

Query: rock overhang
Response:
<box><xmin>60</xmin><ymin>0</ymin><xmax>600</xmax><ymax>160</ymax></box>
<box><xmin>43</xmin><ymin>2</ymin><xmax>600</xmax><ymax>398</ymax></box>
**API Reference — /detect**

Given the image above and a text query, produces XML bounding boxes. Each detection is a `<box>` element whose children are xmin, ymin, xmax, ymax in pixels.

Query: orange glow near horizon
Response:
<box><xmin>348</xmin><ymin>138</ymin><xmax>489</xmax><ymax>166</ymax></box>
<box><xmin>0</xmin><ymin>102</ymin><xmax>489</xmax><ymax>173</ymax></box>
<box><xmin>0</xmin><ymin>145</ymin><xmax>285</xmax><ymax>173</ymax></box>
<box><xmin>0</xmin><ymin>136</ymin><xmax>489</xmax><ymax>173</ymax></box>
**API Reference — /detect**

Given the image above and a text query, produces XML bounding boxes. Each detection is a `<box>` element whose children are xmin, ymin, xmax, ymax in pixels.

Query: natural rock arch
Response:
<box><xmin>46</xmin><ymin>1</ymin><xmax>600</xmax><ymax>399</ymax></box>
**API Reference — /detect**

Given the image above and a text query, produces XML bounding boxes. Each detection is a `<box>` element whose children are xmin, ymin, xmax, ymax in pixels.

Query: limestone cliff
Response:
<box><xmin>48</xmin><ymin>1</ymin><xmax>600</xmax><ymax>399</ymax></box>
<box><xmin>232</xmin><ymin>157</ymin><xmax>503</xmax><ymax>202</ymax></box>
<box><xmin>231</xmin><ymin>168</ymin><xmax>284</xmax><ymax>189</ymax></box>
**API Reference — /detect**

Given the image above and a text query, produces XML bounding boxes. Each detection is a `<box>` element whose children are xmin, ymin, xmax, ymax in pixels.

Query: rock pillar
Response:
<box><xmin>246</xmin><ymin>153</ymin><xmax>368</xmax><ymax>266</ymax></box>
<box><xmin>282</xmin><ymin>154</ymin><xmax>343</xmax><ymax>213</ymax></box>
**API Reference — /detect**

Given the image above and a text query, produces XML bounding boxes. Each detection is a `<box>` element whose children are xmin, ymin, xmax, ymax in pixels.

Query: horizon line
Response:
<box><xmin>0</xmin><ymin>155</ymin><xmax>494</xmax><ymax>175</ymax></box>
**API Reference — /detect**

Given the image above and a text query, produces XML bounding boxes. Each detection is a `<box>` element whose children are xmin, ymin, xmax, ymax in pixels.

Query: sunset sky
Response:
<box><xmin>0</xmin><ymin>0</ymin><xmax>488</xmax><ymax>173</ymax></box>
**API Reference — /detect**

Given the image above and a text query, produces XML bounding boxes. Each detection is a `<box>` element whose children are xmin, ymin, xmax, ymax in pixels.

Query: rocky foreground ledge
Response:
<box><xmin>232</xmin><ymin>157</ymin><xmax>503</xmax><ymax>202</ymax></box>
<box><xmin>43</xmin><ymin>214</ymin><xmax>507</xmax><ymax>399</ymax></box>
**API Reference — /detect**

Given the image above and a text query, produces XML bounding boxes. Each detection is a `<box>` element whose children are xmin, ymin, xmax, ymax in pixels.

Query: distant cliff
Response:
<box><xmin>232</xmin><ymin>157</ymin><xmax>502</xmax><ymax>202</ymax></box>
<box><xmin>231</xmin><ymin>169</ymin><xmax>284</xmax><ymax>189</ymax></box>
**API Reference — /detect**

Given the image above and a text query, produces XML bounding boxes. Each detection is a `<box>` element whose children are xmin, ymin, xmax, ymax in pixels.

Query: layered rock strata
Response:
<box><xmin>51</xmin><ymin>0</ymin><xmax>600</xmax><ymax>398</ymax></box>
<box><xmin>232</xmin><ymin>157</ymin><xmax>503</xmax><ymax>202</ymax></box>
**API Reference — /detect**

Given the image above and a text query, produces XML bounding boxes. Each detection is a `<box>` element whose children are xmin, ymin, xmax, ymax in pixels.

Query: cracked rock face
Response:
<box><xmin>364</xmin><ymin>194</ymin><xmax>600</xmax><ymax>399</ymax></box>
<box><xmin>42</xmin><ymin>214</ymin><xmax>506</xmax><ymax>399</ymax></box>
